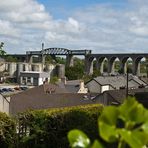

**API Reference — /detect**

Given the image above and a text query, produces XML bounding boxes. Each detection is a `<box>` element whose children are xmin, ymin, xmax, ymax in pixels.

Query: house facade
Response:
<box><xmin>20</xmin><ymin>71</ymin><xmax>50</xmax><ymax>86</ymax></box>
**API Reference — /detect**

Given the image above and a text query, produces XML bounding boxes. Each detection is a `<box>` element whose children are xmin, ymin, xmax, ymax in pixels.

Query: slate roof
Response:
<box><xmin>92</xmin><ymin>75</ymin><xmax>147</xmax><ymax>89</ymax></box>
<box><xmin>43</xmin><ymin>83</ymin><xmax>69</xmax><ymax>93</ymax></box>
<box><xmin>128</xmin><ymin>75</ymin><xmax>147</xmax><ymax>86</ymax></box>
<box><xmin>64</xmin><ymin>85</ymin><xmax>79</xmax><ymax>93</ymax></box>
<box><xmin>56</xmin><ymin>80</ymin><xmax>81</xmax><ymax>93</ymax></box>
<box><xmin>140</xmin><ymin>77</ymin><xmax>148</xmax><ymax>84</ymax></box>
<box><xmin>10</xmin><ymin>85</ymin><xmax>98</xmax><ymax>115</ymax></box>
<box><xmin>102</xmin><ymin>88</ymin><xmax>148</xmax><ymax>104</ymax></box>
<box><xmin>65</xmin><ymin>80</ymin><xmax>81</xmax><ymax>85</ymax></box>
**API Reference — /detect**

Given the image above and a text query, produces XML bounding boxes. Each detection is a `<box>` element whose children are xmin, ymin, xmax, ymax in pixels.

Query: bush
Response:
<box><xmin>0</xmin><ymin>112</ymin><xmax>16</xmax><ymax>148</ymax></box>
<box><xmin>50</xmin><ymin>76</ymin><xmax>59</xmax><ymax>84</ymax></box>
<box><xmin>17</xmin><ymin>104</ymin><xmax>103</xmax><ymax>148</ymax></box>
<box><xmin>5</xmin><ymin>56</ymin><xmax>18</xmax><ymax>62</ymax></box>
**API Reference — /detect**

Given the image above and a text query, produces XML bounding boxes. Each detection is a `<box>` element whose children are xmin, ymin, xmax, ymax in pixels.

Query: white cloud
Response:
<box><xmin>0</xmin><ymin>20</ymin><xmax>20</xmax><ymax>37</ymax></box>
<box><xmin>0</xmin><ymin>0</ymin><xmax>51</xmax><ymax>23</ymax></box>
<box><xmin>129</xmin><ymin>26</ymin><xmax>148</xmax><ymax>36</ymax></box>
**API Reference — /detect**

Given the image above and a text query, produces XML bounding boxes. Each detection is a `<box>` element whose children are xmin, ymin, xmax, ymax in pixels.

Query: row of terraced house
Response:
<box><xmin>1</xmin><ymin>74</ymin><xmax>148</xmax><ymax>115</ymax></box>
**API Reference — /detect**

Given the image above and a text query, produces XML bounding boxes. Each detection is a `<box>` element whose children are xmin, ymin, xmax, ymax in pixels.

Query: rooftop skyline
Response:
<box><xmin>0</xmin><ymin>0</ymin><xmax>148</xmax><ymax>54</ymax></box>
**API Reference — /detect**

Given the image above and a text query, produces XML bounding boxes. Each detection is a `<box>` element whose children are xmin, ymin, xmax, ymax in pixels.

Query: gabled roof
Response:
<box><xmin>10</xmin><ymin>85</ymin><xmax>98</xmax><ymax>115</ymax></box>
<box><xmin>101</xmin><ymin>88</ymin><xmax>148</xmax><ymax>104</ymax></box>
<box><xmin>86</xmin><ymin>75</ymin><xmax>147</xmax><ymax>90</ymax></box>
<box><xmin>85</xmin><ymin>78</ymin><xmax>116</xmax><ymax>89</ymax></box>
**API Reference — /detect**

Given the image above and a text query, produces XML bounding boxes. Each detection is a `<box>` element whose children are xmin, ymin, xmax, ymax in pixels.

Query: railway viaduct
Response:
<box><xmin>7</xmin><ymin>48</ymin><xmax>148</xmax><ymax>76</ymax></box>
<box><xmin>85</xmin><ymin>53</ymin><xmax>148</xmax><ymax>75</ymax></box>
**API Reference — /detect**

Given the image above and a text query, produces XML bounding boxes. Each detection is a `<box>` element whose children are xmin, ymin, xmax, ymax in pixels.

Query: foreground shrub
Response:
<box><xmin>17</xmin><ymin>104</ymin><xmax>103</xmax><ymax>148</ymax></box>
<box><xmin>68</xmin><ymin>98</ymin><xmax>148</xmax><ymax>148</ymax></box>
<box><xmin>0</xmin><ymin>112</ymin><xmax>16</xmax><ymax>148</ymax></box>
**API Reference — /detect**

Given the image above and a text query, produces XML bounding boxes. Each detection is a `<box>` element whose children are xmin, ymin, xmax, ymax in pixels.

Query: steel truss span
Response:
<box><xmin>26</xmin><ymin>48</ymin><xmax>91</xmax><ymax>56</ymax></box>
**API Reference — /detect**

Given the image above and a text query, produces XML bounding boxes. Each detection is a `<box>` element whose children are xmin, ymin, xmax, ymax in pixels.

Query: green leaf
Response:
<box><xmin>98</xmin><ymin>106</ymin><xmax>119</xmax><ymax>142</ymax></box>
<box><xmin>119</xmin><ymin>98</ymin><xmax>146</xmax><ymax>124</ymax></box>
<box><xmin>68</xmin><ymin>129</ymin><xmax>90</xmax><ymax>148</ymax></box>
<box><xmin>91</xmin><ymin>140</ymin><xmax>104</xmax><ymax>148</ymax></box>
<box><xmin>99</xmin><ymin>106</ymin><xmax>119</xmax><ymax>125</ymax></box>
<box><xmin>99</xmin><ymin>122</ymin><xmax>118</xmax><ymax>142</ymax></box>
<box><xmin>119</xmin><ymin>129</ymin><xmax>148</xmax><ymax>148</ymax></box>
<box><xmin>142</xmin><ymin>121</ymin><xmax>148</xmax><ymax>134</ymax></box>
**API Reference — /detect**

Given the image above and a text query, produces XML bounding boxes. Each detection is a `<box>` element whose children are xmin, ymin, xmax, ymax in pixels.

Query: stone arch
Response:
<box><xmin>96</xmin><ymin>57</ymin><xmax>106</xmax><ymax>74</ymax></box>
<box><xmin>114</xmin><ymin>57</ymin><xmax>120</xmax><ymax>73</ymax></box>
<box><xmin>119</xmin><ymin>57</ymin><xmax>133</xmax><ymax>74</ymax></box>
<box><xmin>107</xmin><ymin>56</ymin><xmax>118</xmax><ymax>74</ymax></box>
<box><xmin>140</xmin><ymin>57</ymin><xmax>147</xmax><ymax>76</ymax></box>
<box><xmin>132</xmin><ymin>56</ymin><xmax>145</xmax><ymax>76</ymax></box>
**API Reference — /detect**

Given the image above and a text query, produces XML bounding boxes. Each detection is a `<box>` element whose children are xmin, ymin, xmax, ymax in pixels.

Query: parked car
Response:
<box><xmin>20</xmin><ymin>86</ymin><xmax>28</xmax><ymax>91</ymax></box>
<box><xmin>0</xmin><ymin>89</ymin><xmax>4</xmax><ymax>93</ymax></box>
<box><xmin>14</xmin><ymin>87</ymin><xmax>21</xmax><ymax>91</ymax></box>
<box><xmin>2</xmin><ymin>88</ymin><xmax>9</xmax><ymax>92</ymax></box>
<box><xmin>7</xmin><ymin>88</ymin><xmax>14</xmax><ymax>92</ymax></box>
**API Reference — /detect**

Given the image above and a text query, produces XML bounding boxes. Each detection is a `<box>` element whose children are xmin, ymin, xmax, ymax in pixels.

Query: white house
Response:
<box><xmin>20</xmin><ymin>71</ymin><xmax>50</xmax><ymax>86</ymax></box>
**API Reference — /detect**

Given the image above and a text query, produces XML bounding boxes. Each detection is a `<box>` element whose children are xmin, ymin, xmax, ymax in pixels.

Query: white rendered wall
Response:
<box><xmin>101</xmin><ymin>85</ymin><xmax>109</xmax><ymax>93</ymax></box>
<box><xmin>38</xmin><ymin>78</ymin><xmax>44</xmax><ymax>86</ymax></box>
<box><xmin>78</xmin><ymin>81</ymin><xmax>88</xmax><ymax>94</ymax></box>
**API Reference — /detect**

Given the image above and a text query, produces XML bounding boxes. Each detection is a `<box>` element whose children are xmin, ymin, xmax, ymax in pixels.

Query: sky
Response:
<box><xmin>0</xmin><ymin>0</ymin><xmax>148</xmax><ymax>54</ymax></box>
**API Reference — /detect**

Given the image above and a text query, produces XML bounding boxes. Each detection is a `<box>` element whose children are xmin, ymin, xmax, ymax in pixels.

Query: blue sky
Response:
<box><xmin>37</xmin><ymin>0</ymin><xmax>128</xmax><ymax>19</ymax></box>
<box><xmin>0</xmin><ymin>0</ymin><xmax>148</xmax><ymax>54</ymax></box>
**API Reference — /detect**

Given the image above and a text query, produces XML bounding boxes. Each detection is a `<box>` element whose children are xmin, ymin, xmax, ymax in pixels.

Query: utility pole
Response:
<box><xmin>42</xmin><ymin>43</ymin><xmax>44</xmax><ymax>51</ymax></box>
<box><xmin>41</xmin><ymin>43</ymin><xmax>45</xmax><ymax>64</ymax></box>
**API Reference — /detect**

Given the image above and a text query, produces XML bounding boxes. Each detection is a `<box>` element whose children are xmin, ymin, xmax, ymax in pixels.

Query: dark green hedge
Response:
<box><xmin>17</xmin><ymin>104</ymin><xmax>103</xmax><ymax>148</ymax></box>
<box><xmin>0</xmin><ymin>112</ymin><xmax>16</xmax><ymax>148</ymax></box>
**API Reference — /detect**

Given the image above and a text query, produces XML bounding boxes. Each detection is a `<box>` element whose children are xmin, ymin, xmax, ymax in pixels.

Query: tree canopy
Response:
<box><xmin>0</xmin><ymin>42</ymin><xmax>7</xmax><ymax>56</ymax></box>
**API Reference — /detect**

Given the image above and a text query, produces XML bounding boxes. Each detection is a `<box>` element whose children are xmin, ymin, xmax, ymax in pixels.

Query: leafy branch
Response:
<box><xmin>68</xmin><ymin>98</ymin><xmax>148</xmax><ymax>148</ymax></box>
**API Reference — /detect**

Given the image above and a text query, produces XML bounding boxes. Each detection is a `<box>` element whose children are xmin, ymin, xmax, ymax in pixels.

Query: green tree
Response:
<box><xmin>5</xmin><ymin>55</ymin><xmax>18</xmax><ymax>62</ymax></box>
<box><xmin>0</xmin><ymin>112</ymin><xmax>16</xmax><ymax>147</ymax></box>
<box><xmin>50</xmin><ymin>76</ymin><xmax>59</xmax><ymax>84</ymax></box>
<box><xmin>0</xmin><ymin>42</ymin><xmax>6</xmax><ymax>56</ymax></box>
<box><xmin>45</xmin><ymin>55</ymin><xmax>55</xmax><ymax>64</ymax></box>
<box><xmin>0</xmin><ymin>42</ymin><xmax>4</xmax><ymax>49</ymax></box>
<box><xmin>82</xmin><ymin>75</ymin><xmax>93</xmax><ymax>83</ymax></box>
<box><xmin>65</xmin><ymin>58</ymin><xmax>84</xmax><ymax>80</ymax></box>
<box><xmin>92</xmin><ymin>69</ymin><xmax>101</xmax><ymax>77</ymax></box>
<box><xmin>74</xmin><ymin>57</ymin><xmax>85</xmax><ymax>68</ymax></box>
<box><xmin>103</xmin><ymin>60</ymin><xmax>108</xmax><ymax>72</ymax></box>
<box><xmin>65</xmin><ymin>65</ymin><xmax>84</xmax><ymax>80</ymax></box>
<box><xmin>56</xmin><ymin>57</ymin><xmax>66</xmax><ymax>64</ymax></box>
